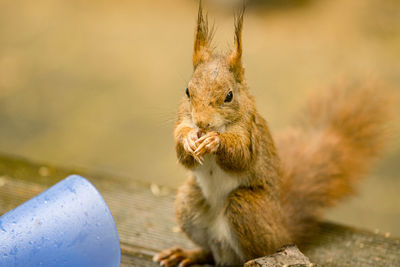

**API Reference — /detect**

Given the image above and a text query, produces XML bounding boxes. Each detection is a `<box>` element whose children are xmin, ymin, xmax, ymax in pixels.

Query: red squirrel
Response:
<box><xmin>154</xmin><ymin>2</ymin><xmax>391</xmax><ymax>266</ymax></box>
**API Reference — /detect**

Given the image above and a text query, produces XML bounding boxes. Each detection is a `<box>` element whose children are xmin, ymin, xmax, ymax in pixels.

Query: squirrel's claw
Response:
<box><xmin>194</xmin><ymin>140</ymin><xmax>208</xmax><ymax>155</ymax></box>
<box><xmin>153</xmin><ymin>246</ymin><xmax>180</xmax><ymax>263</ymax></box>
<box><xmin>183</xmin><ymin>133</ymin><xmax>203</xmax><ymax>164</ymax></box>
<box><xmin>206</xmin><ymin>137</ymin><xmax>220</xmax><ymax>154</ymax></box>
<box><xmin>194</xmin><ymin>155</ymin><xmax>204</xmax><ymax>165</ymax></box>
<box><xmin>195</xmin><ymin>131</ymin><xmax>218</xmax><ymax>145</ymax></box>
<box><xmin>188</xmin><ymin>131</ymin><xmax>198</xmax><ymax>148</ymax></box>
<box><xmin>153</xmin><ymin>247</ymin><xmax>187</xmax><ymax>267</ymax></box>
<box><xmin>194</xmin><ymin>133</ymin><xmax>220</xmax><ymax>156</ymax></box>
<box><xmin>154</xmin><ymin>247</ymin><xmax>211</xmax><ymax>267</ymax></box>
<box><xmin>183</xmin><ymin>138</ymin><xmax>194</xmax><ymax>154</ymax></box>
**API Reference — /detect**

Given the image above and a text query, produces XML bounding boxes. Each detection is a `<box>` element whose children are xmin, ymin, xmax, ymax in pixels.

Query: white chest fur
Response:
<box><xmin>191</xmin><ymin>155</ymin><xmax>244</xmax><ymax>264</ymax></box>
<box><xmin>192</xmin><ymin>155</ymin><xmax>240</xmax><ymax>209</ymax></box>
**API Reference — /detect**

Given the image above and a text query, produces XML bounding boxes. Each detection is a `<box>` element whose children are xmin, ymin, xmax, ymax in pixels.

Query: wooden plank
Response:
<box><xmin>0</xmin><ymin>154</ymin><xmax>399</xmax><ymax>266</ymax></box>
<box><xmin>121</xmin><ymin>245</ymin><xmax>158</xmax><ymax>267</ymax></box>
<box><xmin>121</xmin><ymin>254</ymin><xmax>157</xmax><ymax>267</ymax></box>
<box><xmin>305</xmin><ymin>222</ymin><xmax>400</xmax><ymax>266</ymax></box>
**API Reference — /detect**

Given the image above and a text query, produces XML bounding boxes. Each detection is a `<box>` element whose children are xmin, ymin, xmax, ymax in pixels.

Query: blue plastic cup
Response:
<box><xmin>0</xmin><ymin>175</ymin><xmax>121</xmax><ymax>267</ymax></box>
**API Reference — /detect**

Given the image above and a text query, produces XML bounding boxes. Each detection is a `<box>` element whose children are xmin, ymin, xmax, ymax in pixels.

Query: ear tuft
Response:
<box><xmin>193</xmin><ymin>0</ymin><xmax>214</xmax><ymax>69</ymax></box>
<box><xmin>227</xmin><ymin>4</ymin><xmax>245</xmax><ymax>81</ymax></box>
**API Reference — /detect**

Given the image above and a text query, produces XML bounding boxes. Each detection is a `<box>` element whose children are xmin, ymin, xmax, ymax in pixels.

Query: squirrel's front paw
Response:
<box><xmin>194</xmin><ymin>131</ymin><xmax>220</xmax><ymax>157</ymax></box>
<box><xmin>183</xmin><ymin>129</ymin><xmax>203</xmax><ymax>164</ymax></box>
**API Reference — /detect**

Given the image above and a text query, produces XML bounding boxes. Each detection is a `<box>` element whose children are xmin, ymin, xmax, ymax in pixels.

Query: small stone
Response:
<box><xmin>384</xmin><ymin>232</ymin><xmax>391</xmax><ymax>238</ymax></box>
<box><xmin>172</xmin><ymin>226</ymin><xmax>181</xmax><ymax>233</ymax></box>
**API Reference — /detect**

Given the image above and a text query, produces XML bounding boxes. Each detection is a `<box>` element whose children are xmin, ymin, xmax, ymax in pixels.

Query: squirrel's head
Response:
<box><xmin>184</xmin><ymin>2</ymin><xmax>248</xmax><ymax>132</ymax></box>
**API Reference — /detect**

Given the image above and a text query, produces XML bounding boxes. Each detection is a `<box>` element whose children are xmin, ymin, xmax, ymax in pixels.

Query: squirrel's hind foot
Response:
<box><xmin>153</xmin><ymin>247</ymin><xmax>213</xmax><ymax>267</ymax></box>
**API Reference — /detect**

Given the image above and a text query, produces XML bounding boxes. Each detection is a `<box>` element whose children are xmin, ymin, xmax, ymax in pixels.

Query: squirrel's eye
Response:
<box><xmin>185</xmin><ymin>88</ymin><xmax>190</xmax><ymax>98</ymax></box>
<box><xmin>224</xmin><ymin>91</ymin><xmax>233</xmax><ymax>103</ymax></box>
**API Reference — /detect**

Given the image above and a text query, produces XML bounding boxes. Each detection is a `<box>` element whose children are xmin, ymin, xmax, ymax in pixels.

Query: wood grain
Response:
<box><xmin>0</xmin><ymin>154</ymin><xmax>399</xmax><ymax>266</ymax></box>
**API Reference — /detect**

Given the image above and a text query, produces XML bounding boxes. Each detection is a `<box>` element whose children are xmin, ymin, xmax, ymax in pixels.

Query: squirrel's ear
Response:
<box><xmin>193</xmin><ymin>0</ymin><xmax>213</xmax><ymax>69</ymax></box>
<box><xmin>227</xmin><ymin>6</ymin><xmax>245</xmax><ymax>81</ymax></box>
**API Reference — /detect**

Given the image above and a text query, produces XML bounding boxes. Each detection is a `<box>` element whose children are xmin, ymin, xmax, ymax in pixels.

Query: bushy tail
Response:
<box><xmin>276</xmin><ymin>81</ymin><xmax>393</xmax><ymax>243</ymax></box>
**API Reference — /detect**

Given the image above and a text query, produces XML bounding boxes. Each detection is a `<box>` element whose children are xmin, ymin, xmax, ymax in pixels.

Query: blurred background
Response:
<box><xmin>0</xmin><ymin>0</ymin><xmax>399</xmax><ymax>236</ymax></box>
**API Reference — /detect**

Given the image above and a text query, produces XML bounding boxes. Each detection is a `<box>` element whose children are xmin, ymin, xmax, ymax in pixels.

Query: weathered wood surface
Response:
<box><xmin>0</xmin><ymin>154</ymin><xmax>399</xmax><ymax>266</ymax></box>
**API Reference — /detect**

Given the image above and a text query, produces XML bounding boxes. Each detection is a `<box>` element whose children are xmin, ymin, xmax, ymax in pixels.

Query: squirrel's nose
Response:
<box><xmin>193</xmin><ymin>114</ymin><xmax>211</xmax><ymax>130</ymax></box>
<box><xmin>194</xmin><ymin>120</ymin><xmax>211</xmax><ymax>130</ymax></box>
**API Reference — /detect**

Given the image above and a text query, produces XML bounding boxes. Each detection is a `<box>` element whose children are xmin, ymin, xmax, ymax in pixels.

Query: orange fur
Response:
<box><xmin>154</xmin><ymin>3</ymin><xmax>392</xmax><ymax>267</ymax></box>
<box><xmin>277</xmin><ymin>83</ymin><xmax>392</xmax><ymax>243</ymax></box>
<box><xmin>193</xmin><ymin>0</ymin><xmax>214</xmax><ymax>68</ymax></box>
